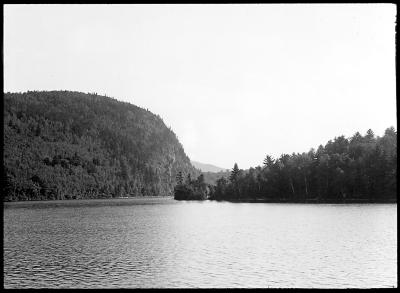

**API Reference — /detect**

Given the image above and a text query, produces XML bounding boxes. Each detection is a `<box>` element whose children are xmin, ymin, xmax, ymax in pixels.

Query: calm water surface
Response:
<box><xmin>3</xmin><ymin>198</ymin><xmax>397</xmax><ymax>288</ymax></box>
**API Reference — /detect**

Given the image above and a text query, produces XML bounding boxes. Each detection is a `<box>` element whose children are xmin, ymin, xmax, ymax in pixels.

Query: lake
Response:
<box><xmin>3</xmin><ymin>198</ymin><xmax>397</xmax><ymax>288</ymax></box>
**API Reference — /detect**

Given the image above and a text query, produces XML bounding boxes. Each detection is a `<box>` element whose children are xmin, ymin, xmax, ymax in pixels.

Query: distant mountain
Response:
<box><xmin>4</xmin><ymin>90</ymin><xmax>200</xmax><ymax>201</ymax></box>
<box><xmin>202</xmin><ymin>170</ymin><xmax>231</xmax><ymax>186</ymax></box>
<box><xmin>191</xmin><ymin>160</ymin><xmax>228</xmax><ymax>173</ymax></box>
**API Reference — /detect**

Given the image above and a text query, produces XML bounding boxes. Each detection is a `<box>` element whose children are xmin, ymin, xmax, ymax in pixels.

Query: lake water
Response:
<box><xmin>3</xmin><ymin>198</ymin><xmax>397</xmax><ymax>288</ymax></box>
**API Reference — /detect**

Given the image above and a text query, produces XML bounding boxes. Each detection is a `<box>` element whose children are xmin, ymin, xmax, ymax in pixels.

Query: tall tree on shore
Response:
<box><xmin>230</xmin><ymin>163</ymin><xmax>240</xmax><ymax>183</ymax></box>
<box><xmin>229</xmin><ymin>163</ymin><xmax>241</xmax><ymax>199</ymax></box>
<box><xmin>263</xmin><ymin>155</ymin><xmax>274</xmax><ymax>170</ymax></box>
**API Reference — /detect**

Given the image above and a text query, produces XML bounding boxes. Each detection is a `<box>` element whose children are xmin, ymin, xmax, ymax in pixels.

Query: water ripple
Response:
<box><xmin>4</xmin><ymin>200</ymin><xmax>397</xmax><ymax>288</ymax></box>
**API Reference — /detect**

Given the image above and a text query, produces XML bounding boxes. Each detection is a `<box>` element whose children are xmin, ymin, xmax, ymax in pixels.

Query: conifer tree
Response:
<box><xmin>230</xmin><ymin>163</ymin><xmax>240</xmax><ymax>183</ymax></box>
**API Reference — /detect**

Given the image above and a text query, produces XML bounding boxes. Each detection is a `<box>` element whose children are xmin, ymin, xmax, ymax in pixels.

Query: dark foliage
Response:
<box><xmin>174</xmin><ymin>173</ymin><xmax>209</xmax><ymax>200</ymax></box>
<box><xmin>3</xmin><ymin>91</ymin><xmax>199</xmax><ymax>201</ymax></box>
<box><xmin>207</xmin><ymin>128</ymin><xmax>397</xmax><ymax>203</ymax></box>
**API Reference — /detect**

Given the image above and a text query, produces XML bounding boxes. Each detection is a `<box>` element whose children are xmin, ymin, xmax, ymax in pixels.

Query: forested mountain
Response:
<box><xmin>191</xmin><ymin>160</ymin><xmax>227</xmax><ymax>173</ymax></box>
<box><xmin>175</xmin><ymin>128</ymin><xmax>397</xmax><ymax>203</ymax></box>
<box><xmin>3</xmin><ymin>91</ymin><xmax>199</xmax><ymax>201</ymax></box>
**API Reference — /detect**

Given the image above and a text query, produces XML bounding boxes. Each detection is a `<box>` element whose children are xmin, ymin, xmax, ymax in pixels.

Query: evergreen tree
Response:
<box><xmin>263</xmin><ymin>155</ymin><xmax>274</xmax><ymax>168</ymax></box>
<box><xmin>230</xmin><ymin>163</ymin><xmax>240</xmax><ymax>183</ymax></box>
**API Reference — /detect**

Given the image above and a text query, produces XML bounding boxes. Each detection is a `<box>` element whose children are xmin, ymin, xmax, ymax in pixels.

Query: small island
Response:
<box><xmin>173</xmin><ymin>173</ymin><xmax>209</xmax><ymax>200</ymax></box>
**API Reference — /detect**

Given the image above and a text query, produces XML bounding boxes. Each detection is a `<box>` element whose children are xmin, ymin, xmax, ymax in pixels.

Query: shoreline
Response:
<box><xmin>3</xmin><ymin>196</ymin><xmax>174</xmax><ymax>205</ymax></box>
<box><xmin>207</xmin><ymin>198</ymin><xmax>397</xmax><ymax>204</ymax></box>
<box><xmin>3</xmin><ymin>196</ymin><xmax>396</xmax><ymax>205</ymax></box>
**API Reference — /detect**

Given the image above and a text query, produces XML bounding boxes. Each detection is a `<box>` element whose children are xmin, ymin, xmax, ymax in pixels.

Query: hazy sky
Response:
<box><xmin>4</xmin><ymin>4</ymin><xmax>397</xmax><ymax>169</ymax></box>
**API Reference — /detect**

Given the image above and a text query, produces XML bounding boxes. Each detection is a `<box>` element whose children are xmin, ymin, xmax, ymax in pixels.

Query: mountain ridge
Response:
<box><xmin>191</xmin><ymin>160</ymin><xmax>228</xmax><ymax>173</ymax></box>
<box><xmin>3</xmin><ymin>90</ymin><xmax>200</xmax><ymax>201</ymax></box>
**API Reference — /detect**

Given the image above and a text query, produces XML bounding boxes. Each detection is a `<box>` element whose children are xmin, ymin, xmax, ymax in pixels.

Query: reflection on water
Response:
<box><xmin>3</xmin><ymin>199</ymin><xmax>397</xmax><ymax>288</ymax></box>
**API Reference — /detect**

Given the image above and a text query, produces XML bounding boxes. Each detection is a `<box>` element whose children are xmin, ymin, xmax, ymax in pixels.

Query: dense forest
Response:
<box><xmin>174</xmin><ymin>172</ymin><xmax>209</xmax><ymax>200</ymax></box>
<box><xmin>175</xmin><ymin>128</ymin><xmax>397</xmax><ymax>203</ymax></box>
<box><xmin>3</xmin><ymin>91</ymin><xmax>199</xmax><ymax>201</ymax></box>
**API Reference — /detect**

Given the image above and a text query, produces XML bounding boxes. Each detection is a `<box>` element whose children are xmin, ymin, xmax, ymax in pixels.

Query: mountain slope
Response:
<box><xmin>3</xmin><ymin>91</ymin><xmax>200</xmax><ymax>201</ymax></box>
<box><xmin>191</xmin><ymin>160</ymin><xmax>227</xmax><ymax>173</ymax></box>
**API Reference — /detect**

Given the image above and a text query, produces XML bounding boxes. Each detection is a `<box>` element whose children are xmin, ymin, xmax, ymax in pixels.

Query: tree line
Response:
<box><xmin>175</xmin><ymin>127</ymin><xmax>397</xmax><ymax>203</ymax></box>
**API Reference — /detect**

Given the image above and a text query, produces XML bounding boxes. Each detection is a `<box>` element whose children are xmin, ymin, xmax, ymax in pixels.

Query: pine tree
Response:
<box><xmin>230</xmin><ymin>163</ymin><xmax>240</xmax><ymax>183</ymax></box>
<box><xmin>365</xmin><ymin>129</ymin><xmax>375</xmax><ymax>142</ymax></box>
<box><xmin>263</xmin><ymin>155</ymin><xmax>274</xmax><ymax>169</ymax></box>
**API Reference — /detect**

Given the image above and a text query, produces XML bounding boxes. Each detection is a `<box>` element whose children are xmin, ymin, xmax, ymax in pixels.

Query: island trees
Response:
<box><xmin>174</xmin><ymin>173</ymin><xmax>209</xmax><ymax>200</ymax></box>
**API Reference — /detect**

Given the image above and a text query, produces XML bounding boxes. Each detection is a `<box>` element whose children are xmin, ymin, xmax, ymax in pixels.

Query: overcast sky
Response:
<box><xmin>4</xmin><ymin>4</ymin><xmax>396</xmax><ymax>170</ymax></box>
